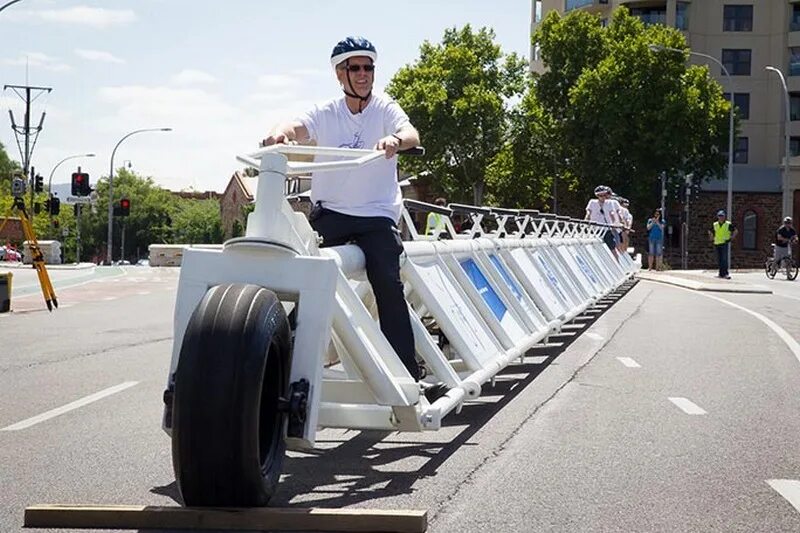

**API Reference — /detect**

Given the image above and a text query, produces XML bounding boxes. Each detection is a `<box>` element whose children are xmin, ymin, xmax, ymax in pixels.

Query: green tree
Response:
<box><xmin>172</xmin><ymin>197</ymin><xmax>223</xmax><ymax>244</ymax></box>
<box><xmin>387</xmin><ymin>25</ymin><xmax>528</xmax><ymax>204</ymax></box>
<box><xmin>532</xmin><ymin>7</ymin><xmax>732</xmax><ymax>216</ymax></box>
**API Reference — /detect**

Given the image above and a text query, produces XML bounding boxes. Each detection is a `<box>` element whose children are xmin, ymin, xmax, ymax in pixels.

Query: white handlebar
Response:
<box><xmin>237</xmin><ymin>144</ymin><xmax>388</xmax><ymax>177</ymax></box>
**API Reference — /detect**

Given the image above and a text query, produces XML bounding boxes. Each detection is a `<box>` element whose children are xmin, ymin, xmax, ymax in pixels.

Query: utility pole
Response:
<box><xmin>5</xmin><ymin>83</ymin><xmax>52</xmax><ymax>211</ymax></box>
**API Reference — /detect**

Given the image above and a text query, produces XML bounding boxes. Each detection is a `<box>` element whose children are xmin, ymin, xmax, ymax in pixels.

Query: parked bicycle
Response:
<box><xmin>765</xmin><ymin>243</ymin><xmax>798</xmax><ymax>280</ymax></box>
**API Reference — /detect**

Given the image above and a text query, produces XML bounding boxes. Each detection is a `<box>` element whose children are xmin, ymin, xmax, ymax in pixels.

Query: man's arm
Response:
<box><xmin>261</xmin><ymin>120</ymin><xmax>309</xmax><ymax>147</ymax></box>
<box><xmin>376</xmin><ymin>124</ymin><xmax>420</xmax><ymax>159</ymax></box>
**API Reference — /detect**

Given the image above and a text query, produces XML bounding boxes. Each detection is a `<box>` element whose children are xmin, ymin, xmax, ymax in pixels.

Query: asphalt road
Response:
<box><xmin>1</xmin><ymin>267</ymin><xmax>799</xmax><ymax>532</ymax></box>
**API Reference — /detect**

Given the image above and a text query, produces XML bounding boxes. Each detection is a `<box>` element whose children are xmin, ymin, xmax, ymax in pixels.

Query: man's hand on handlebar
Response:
<box><xmin>376</xmin><ymin>135</ymin><xmax>402</xmax><ymax>159</ymax></box>
<box><xmin>260</xmin><ymin>132</ymin><xmax>293</xmax><ymax>147</ymax></box>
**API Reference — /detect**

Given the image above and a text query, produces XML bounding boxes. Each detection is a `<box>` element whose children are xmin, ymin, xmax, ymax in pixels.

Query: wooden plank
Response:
<box><xmin>24</xmin><ymin>504</ymin><xmax>427</xmax><ymax>532</ymax></box>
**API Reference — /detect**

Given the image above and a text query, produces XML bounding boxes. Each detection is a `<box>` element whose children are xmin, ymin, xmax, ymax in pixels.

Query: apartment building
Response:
<box><xmin>531</xmin><ymin>0</ymin><xmax>800</xmax><ymax>266</ymax></box>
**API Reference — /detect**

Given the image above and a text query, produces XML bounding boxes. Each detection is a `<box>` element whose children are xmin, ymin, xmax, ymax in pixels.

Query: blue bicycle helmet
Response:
<box><xmin>330</xmin><ymin>36</ymin><xmax>377</xmax><ymax>68</ymax></box>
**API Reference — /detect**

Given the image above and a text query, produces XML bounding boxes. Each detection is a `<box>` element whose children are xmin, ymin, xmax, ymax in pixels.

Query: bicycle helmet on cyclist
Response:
<box><xmin>331</xmin><ymin>36</ymin><xmax>377</xmax><ymax>112</ymax></box>
<box><xmin>784</xmin><ymin>216</ymin><xmax>793</xmax><ymax>224</ymax></box>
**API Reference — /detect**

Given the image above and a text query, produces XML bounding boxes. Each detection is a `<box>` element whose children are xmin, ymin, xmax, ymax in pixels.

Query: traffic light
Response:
<box><xmin>49</xmin><ymin>196</ymin><xmax>60</xmax><ymax>216</ymax></box>
<box><xmin>119</xmin><ymin>198</ymin><xmax>130</xmax><ymax>216</ymax></box>
<box><xmin>71</xmin><ymin>172</ymin><xmax>90</xmax><ymax>196</ymax></box>
<box><xmin>34</xmin><ymin>174</ymin><xmax>44</xmax><ymax>193</ymax></box>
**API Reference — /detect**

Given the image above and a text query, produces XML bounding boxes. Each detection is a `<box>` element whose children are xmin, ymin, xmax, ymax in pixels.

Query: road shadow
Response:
<box><xmin>138</xmin><ymin>280</ymin><xmax>637</xmax><ymax>531</ymax></box>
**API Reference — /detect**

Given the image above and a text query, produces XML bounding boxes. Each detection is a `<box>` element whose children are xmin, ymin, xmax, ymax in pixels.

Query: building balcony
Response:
<box><xmin>565</xmin><ymin>0</ymin><xmax>610</xmax><ymax>13</ymax></box>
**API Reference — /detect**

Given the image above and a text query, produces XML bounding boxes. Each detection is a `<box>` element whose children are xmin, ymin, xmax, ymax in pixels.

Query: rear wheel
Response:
<box><xmin>172</xmin><ymin>283</ymin><xmax>291</xmax><ymax>507</ymax></box>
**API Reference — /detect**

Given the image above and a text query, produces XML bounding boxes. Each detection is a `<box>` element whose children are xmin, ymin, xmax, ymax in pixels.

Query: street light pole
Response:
<box><xmin>0</xmin><ymin>0</ymin><xmax>24</xmax><ymax>14</ymax></box>
<box><xmin>649</xmin><ymin>44</ymin><xmax>735</xmax><ymax>268</ymax></box>
<box><xmin>765</xmin><ymin>66</ymin><xmax>792</xmax><ymax>218</ymax></box>
<box><xmin>106</xmin><ymin>128</ymin><xmax>171</xmax><ymax>265</ymax></box>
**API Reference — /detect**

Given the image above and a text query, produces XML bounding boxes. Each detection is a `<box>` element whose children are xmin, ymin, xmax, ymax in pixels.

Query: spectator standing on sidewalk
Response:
<box><xmin>707</xmin><ymin>209</ymin><xmax>737</xmax><ymax>279</ymax></box>
<box><xmin>425</xmin><ymin>197</ymin><xmax>447</xmax><ymax>236</ymax></box>
<box><xmin>618</xmin><ymin>197</ymin><xmax>633</xmax><ymax>254</ymax></box>
<box><xmin>646</xmin><ymin>208</ymin><xmax>664</xmax><ymax>270</ymax></box>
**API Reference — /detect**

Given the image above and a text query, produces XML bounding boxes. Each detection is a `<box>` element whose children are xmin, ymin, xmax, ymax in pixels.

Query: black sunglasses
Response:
<box><xmin>343</xmin><ymin>64</ymin><xmax>375</xmax><ymax>73</ymax></box>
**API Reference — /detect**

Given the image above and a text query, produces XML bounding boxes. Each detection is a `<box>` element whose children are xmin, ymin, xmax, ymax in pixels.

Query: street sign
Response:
<box><xmin>64</xmin><ymin>196</ymin><xmax>92</xmax><ymax>205</ymax></box>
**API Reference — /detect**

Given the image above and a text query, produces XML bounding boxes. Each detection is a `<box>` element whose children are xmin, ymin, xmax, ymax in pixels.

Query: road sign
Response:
<box><xmin>64</xmin><ymin>196</ymin><xmax>92</xmax><ymax>205</ymax></box>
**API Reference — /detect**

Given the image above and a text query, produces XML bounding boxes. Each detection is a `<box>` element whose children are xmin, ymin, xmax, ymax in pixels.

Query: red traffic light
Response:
<box><xmin>120</xmin><ymin>199</ymin><xmax>130</xmax><ymax>209</ymax></box>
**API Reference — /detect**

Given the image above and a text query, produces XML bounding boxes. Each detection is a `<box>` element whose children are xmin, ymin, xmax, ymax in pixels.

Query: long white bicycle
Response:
<box><xmin>162</xmin><ymin>144</ymin><xmax>636</xmax><ymax>507</ymax></box>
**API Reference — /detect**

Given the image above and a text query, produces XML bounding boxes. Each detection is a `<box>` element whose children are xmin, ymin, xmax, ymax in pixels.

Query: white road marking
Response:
<box><xmin>1</xmin><ymin>381</ymin><xmax>139</xmax><ymax>431</ymax></box>
<box><xmin>696</xmin><ymin>292</ymin><xmax>800</xmax><ymax>367</ymax></box>
<box><xmin>668</xmin><ymin>397</ymin><xmax>707</xmax><ymax>415</ymax></box>
<box><xmin>103</xmin><ymin>297</ymin><xmax>115</xmax><ymax>301</ymax></box>
<box><xmin>585</xmin><ymin>332</ymin><xmax>604</xmax><ymax>341</ymax></box>
<box><xmin>137</xmin><ymin>291</ymin><xmax>150</xmax><ymax>296</ymax></box>
<box><xmin>767</xmin><ymin>479</ymin><xmax>800</xmax><ymax>513</ymax></box>
<box><xmin>616</xmin><ymin>357</ymin><xmax>641</xmax><ymax>368</ymax></box>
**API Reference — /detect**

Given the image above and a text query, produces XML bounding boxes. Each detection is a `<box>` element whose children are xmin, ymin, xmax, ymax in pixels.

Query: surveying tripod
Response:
<box><xmin>0</xmin><ymin>195</ymin><xmax>58</xmax><ymax>311</ymax></box>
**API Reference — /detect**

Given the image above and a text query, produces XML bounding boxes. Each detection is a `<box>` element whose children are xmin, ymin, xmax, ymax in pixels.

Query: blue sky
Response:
<box><xmin>0</xmin><ymin>0</ymin><xmax>532</xmax><ymax>192</ymax></box>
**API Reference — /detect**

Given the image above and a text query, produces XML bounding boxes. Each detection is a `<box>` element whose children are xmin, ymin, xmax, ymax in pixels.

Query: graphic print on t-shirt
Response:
<box><xmin>339</xmin><ymin>131</ymin><xmax>364</xmax><ymax>149</ymax></box>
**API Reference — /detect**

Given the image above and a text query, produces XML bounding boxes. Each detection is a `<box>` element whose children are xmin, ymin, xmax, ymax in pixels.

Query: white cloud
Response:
<box><xmin>257</xmin><ymin>74</ymin><xmax>300</xmax><ymax>89</ymax></box>
<box><xmin>7</xmin><ymin>7</ymin><xmax>137</xmax><ymax>28</ymax></box>
<box><xmin>97</xmin><ymin>85</ymin><xmax>238</xmax><ymax>125</ymax></box>
<box><xmin>75</xmin><ymin>49</ymin><xmax>125</xmax><ymax>64</ymax></box>
<box><xmin>3</xmin><ymin>52</ymin><xmax>70</xmax><ymax>72</ymax></box>
<box><xmin>170</xmin><ymin>69</ymin><xmax>218</xmax><ymax>85</ymax></box>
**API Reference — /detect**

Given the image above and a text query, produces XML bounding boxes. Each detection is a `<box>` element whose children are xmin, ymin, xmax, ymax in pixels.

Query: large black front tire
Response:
<box><xmin>172</xmin><ymin>283</ymin><xmax>291</xmax><ymax>507</ymax></box>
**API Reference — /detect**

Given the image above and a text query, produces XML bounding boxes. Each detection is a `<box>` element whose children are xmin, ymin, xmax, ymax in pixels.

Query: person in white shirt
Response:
<box><xmin>262</xmin><ymin>37</ymin><xmax>438</xmax><ymax>396</ymax></box>
<box><xmin>586</xmin><ymin>185</ymin><xmax>620</xmax><ymax>257</ymax></box>
<box><xmin>617</xmin><ymin>197</ymin><xmax>633</xmax><ymax>253</ymax></box>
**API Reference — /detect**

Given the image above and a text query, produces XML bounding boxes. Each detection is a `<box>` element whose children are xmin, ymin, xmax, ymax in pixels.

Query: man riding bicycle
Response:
<box><xmin>774</xmin><ymin>216</ymin><xmax>798</xmax><ymax>265</ymax></box>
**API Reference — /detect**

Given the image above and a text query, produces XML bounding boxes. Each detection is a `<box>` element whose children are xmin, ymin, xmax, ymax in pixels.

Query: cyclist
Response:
<box><xmin>586</xmin><ymin>185</ymin><xmax>621</xmax><ymax>258</ymax></box>
<box><xmin>260</xmin><ymin>37</ymin><xmax>443</xmax><ymax>398</ymax></box>
<box><xmin>774</xmin><ymin>216</ymin><xmax>798</xmax><ymax>269</ymax></box>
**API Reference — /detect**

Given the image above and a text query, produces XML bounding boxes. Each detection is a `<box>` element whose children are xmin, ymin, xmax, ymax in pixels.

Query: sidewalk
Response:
<box><xmin>636</xmin><ymin>269</ymin><xmax>772</xmax><ymax>294</ymax></box>
<box><xmin>0</xmin><ymin>262</ymin><xmax>96</xmax><ymax>271</ymax></box>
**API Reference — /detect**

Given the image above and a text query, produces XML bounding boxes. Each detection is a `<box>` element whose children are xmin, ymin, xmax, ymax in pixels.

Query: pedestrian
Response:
<box><xmin>646</xmin><ymin>208</ymin><xmax>664</xmax><ymax>270</ymax></box>
<box><xmin>773</xmin><ymin>216</ymin><xmax>798</xmax><ymax>271</ymax></box>
<box><xmin>707</xmin><ymin>209</ymin><xmax>737</xmax><ymax>279</ymax></box>
<box><xmin>261</xmin><ymin>36</ymin><xmax>448</xmax><ymax>401</ymax></box>
<box><xmin>586</xmin><ymin>185</ymin><xmax>621</xmax><ymax>258</ymax></box>
<box><xmin>425</xmin><ymin>197</ymin><xmax>447</xmax><ymax>236</ymax></box>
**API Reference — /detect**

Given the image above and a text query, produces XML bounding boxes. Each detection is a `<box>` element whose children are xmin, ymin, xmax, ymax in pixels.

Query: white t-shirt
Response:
<box><xmin>620</xmin><ymin>206</ymin><xmax>632</xmax><ymax>227</ymax></box>
<box><xmin>586</xmin><ymin>198</ymin><xmax>620</xmax><ymax>226</ymax></box>
<box><xmin>297</xmin><ymin>92</ymin><xmax>411</xmax><ymax>221</ymax></box>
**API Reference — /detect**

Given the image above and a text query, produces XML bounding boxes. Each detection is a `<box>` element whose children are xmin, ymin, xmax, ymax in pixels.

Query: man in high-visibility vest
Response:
<box><xmin>707</xmin><ymin>209</ymin><xmax>738</xmax><ymax>279</ymax></box>
<box><xmin>425</xmin><ymin>197</ymin><xmax>447</xmax><ymax>236</ymax></box>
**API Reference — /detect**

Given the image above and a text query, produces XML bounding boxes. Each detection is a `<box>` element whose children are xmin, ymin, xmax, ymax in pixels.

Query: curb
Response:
<box><xmin>636</xmin><ymin>272</ymin><xmax>772</xmax><ymax>294</ymax></box>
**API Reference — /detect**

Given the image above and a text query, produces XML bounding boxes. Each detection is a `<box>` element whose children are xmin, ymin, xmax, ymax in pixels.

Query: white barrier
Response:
<box><xmin>163</xmin><ymin>145</ymin><xmax>638</xmax><ymax>507</ymax></box>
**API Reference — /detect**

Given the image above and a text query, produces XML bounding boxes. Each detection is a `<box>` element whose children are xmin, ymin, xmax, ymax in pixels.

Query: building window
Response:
<box><xmin>792</xmin><ymin>4</ymin><xmax>800</xmax><ymax>32</ymax></box>
<box><xmin>722</xmin><ymin>49</ymin><xmax>751</xmax><ymax>76</ymax></box>
<box><xmin>676</xmin><ymin>2</ymin><xmax>689</xmax><ymax>30</ymax></box>
<box><xmin>791</xmin><ymin>93</ymin><xmax>800</xmax><ymax>121</ymax></box>
<box><xmin>534</xmin><ymin>0</ymin><xmax>542</xmax><ymax>23</ymax></box>
<box><xmin>791</xmin><ymin>136</ymin><xmax>800</xmax><ymax>157</ymax></box>
<box><xmin>722</xmin><ymin>92</ymin><xmax>750</xmax><ymax>120</ymax></box>
<box><xmin>723</xmin><ymin>5</ymin><xmax>753</xmax><ymax>32</ymax></box>
<box><xmin>742</xmin><ymin>210</ymin><xmax>757</xmax><ymax>250</ymax></box>
<box><xmin>790</xmin><ymin>48</ymin><xmax>800</xmax><ymax>76</ymax></box>
<box><xmin>630</xmin><ymin>6</ymin><xmax>667</xmax><ymax>26</ymax></box>
<box><xmin>565</xmin><ymin>0</ymin><xmax>593</xmax><ymax>11</ymax></box>
<box><xmin>734</xmin><ymin>137</ymin><xmax>749</xmax><ymax>163</ymax></box>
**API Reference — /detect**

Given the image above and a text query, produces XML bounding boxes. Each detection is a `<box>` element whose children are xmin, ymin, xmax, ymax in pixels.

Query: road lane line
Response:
<box><xmin>696</xmin><ymin>293</ymin><xmax>800</xmax><ymax>366</ymax></box>
<box><xmin>767</xmin><ymin>480</ymin><xmax>800</xmax><ymax>513</ymax></box>
<box><xmin>616</xmin><ymin>357</ymin><xmax>641</xmax><ymax>368</ymax></box>
<box><xmin>1</xmin><ymin>381</ymin><xmax>139</xmax><ymax>431</ymax></box>
<box><xmin>668</xmin><ymin>397</ymin><xmax>707</xmax><ymax>415</ymax></box>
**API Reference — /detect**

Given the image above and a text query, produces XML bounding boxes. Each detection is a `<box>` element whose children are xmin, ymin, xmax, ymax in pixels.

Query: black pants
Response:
<box><xmin>310</xmin><ymin>207</ymin><xmax>420</xmax><ymax>380</ymax></box>
<box><xmin>715</xmin><ymin>243</ymin><xmax>729</xmax><ymax>277</ymax></box>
